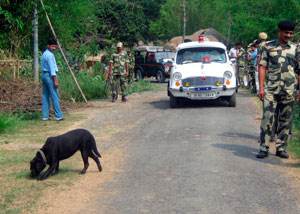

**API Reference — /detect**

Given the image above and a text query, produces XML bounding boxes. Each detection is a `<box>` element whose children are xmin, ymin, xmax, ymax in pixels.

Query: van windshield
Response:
<box><xmin>155</xmin><ymin>52</ymin><xmax>175</xmax><ymax>61</ymax></box>
<box><xmin>176</xmin><ymin>47</ymin><xmax>226</xmax><ymax>64</ymax></box>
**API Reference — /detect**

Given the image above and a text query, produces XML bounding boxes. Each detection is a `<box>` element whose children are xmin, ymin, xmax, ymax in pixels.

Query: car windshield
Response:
<box><xmin>155</xmin><ymin>52</ymin><xmax>175</xmax><ymax>60</ymax></box>
<box><xmin>176</xmin><ymin>47</ymin><xmax>227</xmax><ymax>64</ymax></box>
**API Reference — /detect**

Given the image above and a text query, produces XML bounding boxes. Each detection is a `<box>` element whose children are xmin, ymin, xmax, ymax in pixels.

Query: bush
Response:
<box><xmin>0</xmin><ymin>113</ymin><xmax>22</xmax><ymax>134</ymax></box>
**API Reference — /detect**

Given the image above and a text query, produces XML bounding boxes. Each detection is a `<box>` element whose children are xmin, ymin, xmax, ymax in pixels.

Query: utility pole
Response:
<box><xmin>226</xmin><ymin>11</ymin><xmax>232</xmax><ymax>47</ymax></box>
<box><xmin>33</xmin><ymin>1</ymin><xmax>39</xmax><ymax>82</ymax></box>
<box><xmin>182</xmin><ymin>0</ymin><xmax>186</xmax><ymax>43</ymax></box>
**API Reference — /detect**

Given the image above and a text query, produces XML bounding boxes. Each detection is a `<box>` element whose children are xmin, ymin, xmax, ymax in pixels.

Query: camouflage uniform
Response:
<box><xmin>110</xmin><ymin>51</ymin><xmax>129</xmax><ymax>98</ymax></box>
<box><xmin>237</xmin><ymin>47</ymin><xmax>247</xmax><ymax>87</ymax></box>
<box><xmin>259</xmin><ymin>39</ymin><xmax>300</xmax><ymax>152</ymax></box>
<box><xmin>247</xmin><ymin>50</ymin><xmax>256</xmax><ymax>93</ymax></box>
<box><xmin>127</xmin><ymin>53</ymin><xmax>135</xmax><ymax>84</ymax></box>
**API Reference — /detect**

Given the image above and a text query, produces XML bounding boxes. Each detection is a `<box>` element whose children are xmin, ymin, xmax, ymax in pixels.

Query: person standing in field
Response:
<box><xmin>109</xmin><ymin>42</ymin><xmax>129</xmax><ymax>102</ymax></box>
<box><xmin>41</xmin><ymin>39</ymin><xmax>64</xmax><ymax>121</ymax></box>
<box><xmin>256</xmin><ymin>20</ymin><xmax>300</xmax><ymax>159</ymax></box>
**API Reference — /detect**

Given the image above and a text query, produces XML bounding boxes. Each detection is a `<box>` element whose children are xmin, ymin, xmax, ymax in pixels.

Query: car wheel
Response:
<box><xmin>156</xmin><ymin>70</ymin><xmax>165</xmax><ymax>83</ymax></box>
<box><xmin>170</xmin><ymin>94</ymin><xmax>179</xmax><ymax>108</ymax></box>
<box><xmin>135</xmin><ymin>69</ymin><xmax>143</xmax><ymax>82</ymax></box>
<box><xmin>228</xmin><ymin>92</ymin><xmax>236</xmax><ymax>107</ymax></box>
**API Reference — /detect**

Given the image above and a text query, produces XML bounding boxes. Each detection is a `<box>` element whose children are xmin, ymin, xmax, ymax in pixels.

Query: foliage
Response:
<box><xmin>0</xmin><ymin>113</ymin><xmax>21</xmax><ymax>134</ymax></box>
<box><xmin>0</xmin><ymin>0</ymin><xmax>35</xmax><ymax>58</ymax></box>
<box><xmin>152</xmin><ymin>0</ymin><xmax>300</xmax><ymax>47</ymax></box>
<box><xmin>1</xmin><ymin>0</ymin><xmax>300</xmax><ymax>65</ymax></box>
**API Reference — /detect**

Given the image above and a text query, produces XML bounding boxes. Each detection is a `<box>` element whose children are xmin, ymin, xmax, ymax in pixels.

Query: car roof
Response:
<box><xmin>176</xmin><ymin>41</ymin><xmax>227</xmax><ymax>51</ymax></box>
<box><xmin>136</xmin><ymin>46</ymin><xmax>165</xmax><ymax>52</ymax></box>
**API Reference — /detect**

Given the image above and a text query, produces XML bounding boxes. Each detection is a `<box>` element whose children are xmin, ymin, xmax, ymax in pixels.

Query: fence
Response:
<box><xmin>0</xmin><ymin>59</ymin><xmax>32</xmax><ymax>79</ymax></box>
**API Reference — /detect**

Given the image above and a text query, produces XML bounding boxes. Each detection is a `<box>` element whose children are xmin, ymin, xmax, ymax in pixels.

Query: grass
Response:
<box><xmin>287</xmin><ymin>102</ymin><xmax>300</xmax><ymax>157</ymax></box>
<box><xmin>0</xmin><ymin>114</ymin><xmax>22</xmax><ymax>134</ymax></box>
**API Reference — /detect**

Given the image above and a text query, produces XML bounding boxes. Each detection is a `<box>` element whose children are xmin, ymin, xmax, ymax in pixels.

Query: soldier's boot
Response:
<box><xmin>276</xmin><ymin>150</ymin><xmax>289</xmax><ymax>159</ymax></box>
<box><xmin>122</xmin><ymin>96</ymin><xmax>128</xmax><ymax>102</ymax></box>
<box><xmin>256</xmin><ymin>151</ymin><xmax>269</xmax><ymax>159</ymax></box>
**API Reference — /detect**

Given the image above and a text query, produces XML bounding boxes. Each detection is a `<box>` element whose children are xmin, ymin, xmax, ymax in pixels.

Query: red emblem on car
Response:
<box><xmin>201</xmin><ymin>77</ymin><xmax>206</xmax><ymax>81</ymax></box>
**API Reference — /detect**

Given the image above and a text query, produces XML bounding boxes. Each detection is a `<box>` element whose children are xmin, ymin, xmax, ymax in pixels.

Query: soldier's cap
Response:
<box><xmin>117</xmin><ymin>42</ymin><xmax>123</xmax><ymax>48</ymax></box>
<box><xmin>278</xmin><ymin>20</ymin><xmax>295</xmax><ymax>31</ymax></box>
<box><xmin>259</xmin><ymin>32</ymin><xmax>267</xmax><ymax>40</ymax></box>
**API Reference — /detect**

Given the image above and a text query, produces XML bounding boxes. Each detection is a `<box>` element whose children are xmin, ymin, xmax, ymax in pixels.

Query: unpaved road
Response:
<box><xmin>36</xmin><ymin>86</ymin><xmax>300</xmax><ymax>214</ymax></box>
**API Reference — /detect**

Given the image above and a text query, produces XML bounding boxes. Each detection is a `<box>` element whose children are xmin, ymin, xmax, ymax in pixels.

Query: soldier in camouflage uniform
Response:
<box><xmin>109</xmin><ymin>42</ymin><xmax>129</xmax><ymax>102</ymax></box>
<box><xmin>257</xmin><ymin>20</ymin><xmax>300</xmax><ymax>159</ymax></box>
<box><xmin>257</xmin><ymin>32</ymin><xmax>268</xmax><ymax>65</ymax></box>
<box><xmin>247</xmin><ymin>44</ymin><xmax>257</xmax><ymax>93</ymax></box>
<box><xmin>127</xmin><ymin>49</ymin><xmax>135</xmax><ymax>85</ymax></box>
<box><xmin>237</xmin><ymin>44</ymin><xmax>247</xmax><ymax>88</ymax></box>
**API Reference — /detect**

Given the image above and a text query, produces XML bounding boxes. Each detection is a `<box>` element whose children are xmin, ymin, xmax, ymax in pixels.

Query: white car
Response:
<box><xmin>168</xmin><ymin>40</ymin><xmax>237</xmax><ymax>108</ymax></box>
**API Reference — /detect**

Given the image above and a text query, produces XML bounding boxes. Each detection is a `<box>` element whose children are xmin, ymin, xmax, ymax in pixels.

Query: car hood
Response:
<box><xmin>175</xmin><ymin>63</ymin><xmax>233</xmax><ymax>78</ymax></box>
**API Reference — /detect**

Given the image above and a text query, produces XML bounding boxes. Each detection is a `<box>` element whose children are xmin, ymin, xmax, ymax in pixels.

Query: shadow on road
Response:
<box><xmin>212</xmin><ymin>143</ymin><xmax>300</xmax><ymax>168</ymax></box>
<box><xmin>149</xmin><ymin>98</ymin><xmax>230</xmax><ymax>110</ymax></box>
<box><xmin>218</xmin><ymin>132</ymin><xmax>259</xmax><ymax>141</ymax></box>
<box><xmin>212</xmin><ymin>143</ymin><xmax>283</xmax><ymax>165</ymax></box>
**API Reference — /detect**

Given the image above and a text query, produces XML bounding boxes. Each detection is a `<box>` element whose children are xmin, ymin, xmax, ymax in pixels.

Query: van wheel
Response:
<box><xmin>228</xmin><ymin>93</ymin><xmax>236</xmax><ymax>107</ymax></box>
<box><xmin>135</xmin><ymin>69</ymin><xmax>143</xmax><ymax>82</ymax></box>
<box><xmin>170</xmin><ymin>94</ymin><xmax>179</xmax><ymax>108</ymax></box>
<box><xmin>156</xmin><ymin>70</ymin><xmax>165</xmax><ymax>83</ymax></box>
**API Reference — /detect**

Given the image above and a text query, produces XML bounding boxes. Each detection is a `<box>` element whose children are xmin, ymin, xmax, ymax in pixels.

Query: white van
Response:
<box><xmin>168</xmin><ymin>39</ymin><xmax>237</xmax><ymax>108</ymax></box>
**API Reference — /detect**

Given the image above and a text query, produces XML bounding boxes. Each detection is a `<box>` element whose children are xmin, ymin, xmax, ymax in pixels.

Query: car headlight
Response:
<box><xmin>165</xmin><ymin>66</ymin><xmax>170</xmax><ymax>72</ymax></box>
<box><xmin>223</xmin><ymin>71</ymin><xmax>232</xmax><ymax>79</ymax></box>
<box><xmin>173</xmin><ymin>72</ymin><xmax>182</xmax><ymax>81</ymax></box>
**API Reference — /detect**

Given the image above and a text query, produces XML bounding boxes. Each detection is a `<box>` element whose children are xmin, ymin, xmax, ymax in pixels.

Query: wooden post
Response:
<box><xmin>40</xmin><ymin>0</ymin><xmax>88</xmax><ymax>103</ymax></box>
<box><xmin>33</xmin><ymin>1</ymin><xmax>39</xmax><ymax>82</ymax></box>
<box><xmin>17</xmin><ymin>59</ymin><xmax>20</xmax><ymax>79</ymax></box>
<box><xmin>227</xmin><ymin>11</ymin><xmax>232</xmax><ymax>47</ymax></box>
<box><xmin>182</xmin><ymin>0</ymin><xmax>186</xmax><ymax>43</ymax></box>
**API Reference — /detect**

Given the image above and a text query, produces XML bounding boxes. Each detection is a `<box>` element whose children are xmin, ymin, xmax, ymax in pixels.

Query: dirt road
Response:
<box><xmin>36</xmin><ymin>87</ymin><xmax>300</xmax><ymax>214</ymax></box>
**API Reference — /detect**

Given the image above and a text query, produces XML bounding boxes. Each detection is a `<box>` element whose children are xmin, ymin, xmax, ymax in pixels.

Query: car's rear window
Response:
<box><xmin>155</xmin><ymin>52</ymin><xmax>175</xmax><ymax>60</ymax></box>
<box><xmin>176</xmin><ymin>47</ymin><xmax>226</xmax><ymax>64</ymax></box>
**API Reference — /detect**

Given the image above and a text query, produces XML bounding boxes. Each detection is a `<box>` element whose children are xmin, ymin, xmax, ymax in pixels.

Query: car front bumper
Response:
<box><xmin>169</xmin><ymin>86</ymin><xmax>236</xmax><ymax>100</ymax></box>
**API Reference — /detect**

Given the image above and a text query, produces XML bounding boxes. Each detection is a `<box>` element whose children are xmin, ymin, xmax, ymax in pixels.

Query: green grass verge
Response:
<box><xmin>287</xmin><ymin>102</ymin><xmax>300</xmax><ymax>157</ymax></box>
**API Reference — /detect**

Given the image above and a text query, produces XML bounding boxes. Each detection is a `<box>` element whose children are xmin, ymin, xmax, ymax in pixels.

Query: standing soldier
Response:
<box><xmin>127</xmin><ymin>49</ymin><xmax>135</xmax><ymax>85</ymax></box>
<box><xmin>237</xmin><ymin>43</ymin><xmax>247</xmax><ymax>88</ymax></box>
<box><xmin>247</xmin><ymin>43</ymin><xmax>257</xmax><ymax>93</ymax></box>
<box><xmin>257</xmin><ymin>32</ymin><xmax>268</xmax><ymax>65</ymax></box>
<box><xmin>256</xmin><ymin>20</ymin><xmax>300</xmax><ymax>159</ymax></box>
<box><xmin>109</xmin><ymin>42</ymin><xmax>129</xmax><ymax>102</ymax></box>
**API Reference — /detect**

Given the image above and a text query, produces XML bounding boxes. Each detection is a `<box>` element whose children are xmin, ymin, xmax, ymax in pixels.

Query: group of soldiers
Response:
<box><xmin>104</xmin><ymin>42</ymin><xmax>135</xmax><ymax>103</ymax></box>
<box><xmin>232</xmin><ymin>20</ymin><xmax>300</xmax><ymax>159</ymax></box>
<box><xmin>230</xmin><ymin>32</ymin><xmax>268</xmax><ymax>95</ymax></box>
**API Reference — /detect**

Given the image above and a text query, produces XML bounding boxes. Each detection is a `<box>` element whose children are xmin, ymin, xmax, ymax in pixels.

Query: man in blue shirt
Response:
<box><xmin>41</xmin><ymin>39</ymin><xmax>64</xmax><ymax>121</ymax></box>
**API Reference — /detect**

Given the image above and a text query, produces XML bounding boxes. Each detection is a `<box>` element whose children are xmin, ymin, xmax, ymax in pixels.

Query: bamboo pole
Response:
<box><xmin>40</xmin><ymin>0</ymin><xmax>88</xmax><ymax>103</ymax></box>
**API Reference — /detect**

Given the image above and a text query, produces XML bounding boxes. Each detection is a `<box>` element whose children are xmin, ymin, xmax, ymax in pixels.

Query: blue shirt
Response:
<box><xmin>41</xmin><ymin>49</ymin><xmax>58</xmax><ymax>76</ymax></box>
<box><xmin>251</xmin><ymin>48</ymin><xmax>258</xmax><ymax>66</ymax></box>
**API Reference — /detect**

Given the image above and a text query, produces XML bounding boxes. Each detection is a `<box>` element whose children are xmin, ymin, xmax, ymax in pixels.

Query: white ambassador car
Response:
<box><xmin>168</xmin><ymin>38</ymin><xmax>237</xmax><ymax>108</ymax></box>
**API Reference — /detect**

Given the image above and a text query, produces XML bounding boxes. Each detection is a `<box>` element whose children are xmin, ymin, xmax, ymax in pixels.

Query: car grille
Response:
<box><xmin>182</xmin><ymin>76</ymin><xmax>224</xmax><ymax>87</ymax></box>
